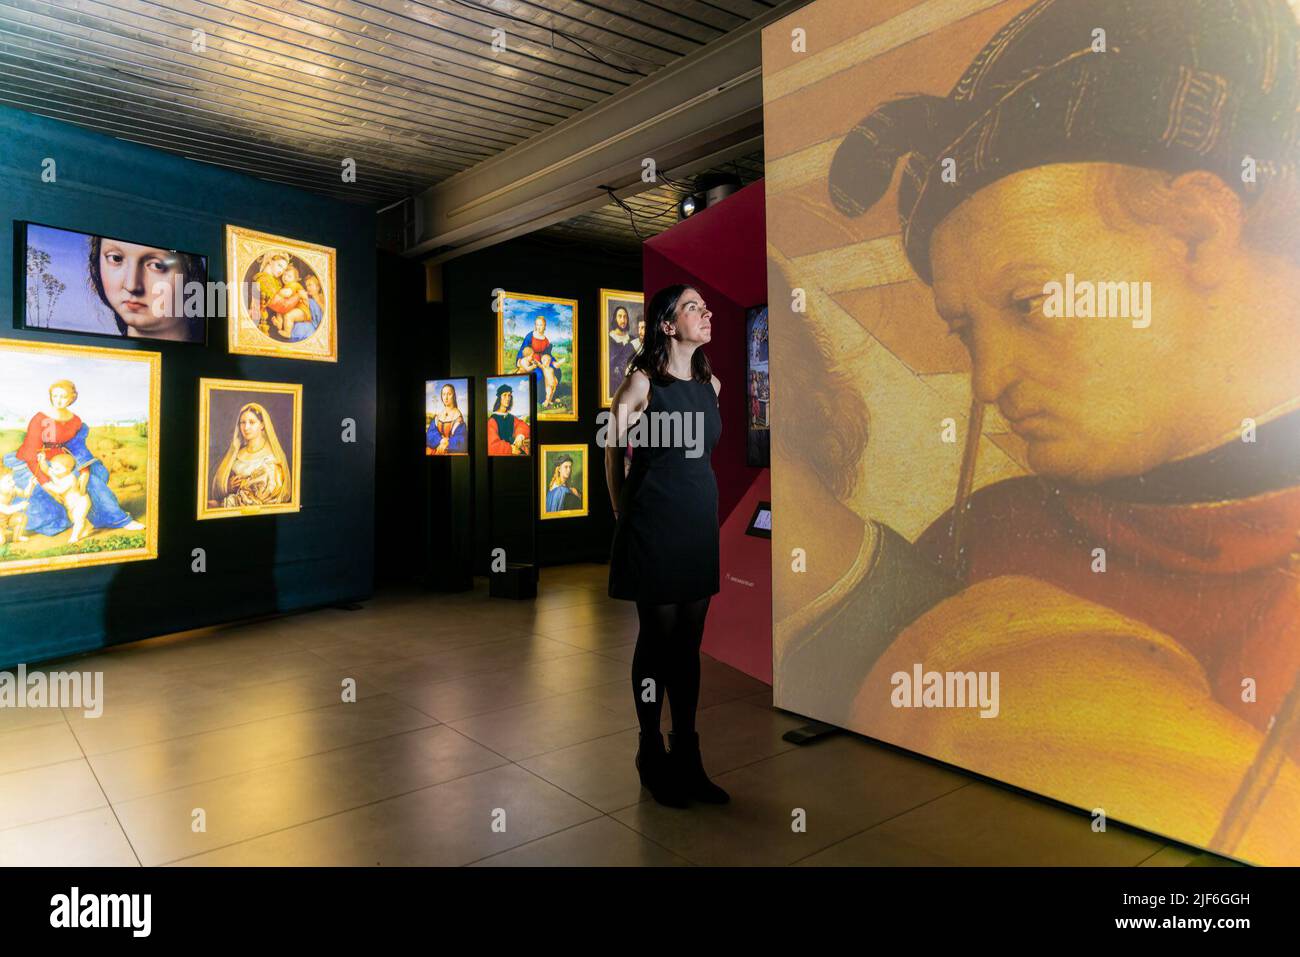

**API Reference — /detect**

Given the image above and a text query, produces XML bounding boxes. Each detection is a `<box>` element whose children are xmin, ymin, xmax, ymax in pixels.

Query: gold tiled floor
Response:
<box><xmin>0</xmin><ymin>564</ymin><xmax>1217</xmax><ymax>867</ymax></box>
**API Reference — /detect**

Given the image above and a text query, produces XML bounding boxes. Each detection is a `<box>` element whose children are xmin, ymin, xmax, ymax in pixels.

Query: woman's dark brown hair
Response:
<box><xmin>625</xmin><ymin>283</ymin><xmax>713</xmax><ymax>384</ymax></box>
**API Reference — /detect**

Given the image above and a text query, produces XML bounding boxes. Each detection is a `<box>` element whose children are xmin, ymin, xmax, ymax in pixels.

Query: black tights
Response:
<box><xmin>631</xmin><ymin>597</ymin><xmax>711</xmax><ymax>737</ymax></box>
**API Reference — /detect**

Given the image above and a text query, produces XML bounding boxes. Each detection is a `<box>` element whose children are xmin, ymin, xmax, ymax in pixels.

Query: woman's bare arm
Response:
<box><xmin>605</xmin><ymin>370</ymin><xmax>650</xmax><ymax>516</ymax></box>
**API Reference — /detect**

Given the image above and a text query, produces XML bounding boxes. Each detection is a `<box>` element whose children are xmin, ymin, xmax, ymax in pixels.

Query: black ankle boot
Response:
<box><xmin>667</xmin><ymin>730</ymin><xmax>730</xmax><ymax>804</ymax></box>
<box><xmin>636</xmin><ymin>732</ymin><xmax>689</xmax><ymax>808</ymax></box>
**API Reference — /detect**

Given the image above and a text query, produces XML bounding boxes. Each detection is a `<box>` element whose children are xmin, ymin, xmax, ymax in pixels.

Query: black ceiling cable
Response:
<box><xmin>441</xmin><ymin>0</ymin><xmax>652</xmax><ymax>76</ymax></box>
<box><xmin>655</xmin><ymin>171</ymin><xmax>695</xmax><ymax>193</ymax></box>
<box><xmin>600</xmin><ymin>184</ymin><xmax>694</xmax><ymax>241</ymax></box>
<box><xmin>602</xmin><ymin>186</ymin><xmax>645</xmax><ymax>240</ymax></box>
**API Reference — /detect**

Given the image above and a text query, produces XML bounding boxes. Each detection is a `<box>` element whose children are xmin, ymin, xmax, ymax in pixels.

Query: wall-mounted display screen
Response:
<box><xmin>21</xmin><ymin>222</ymin><xmax>208</xmax><ymax>344</ymax></box>
<box><xmin>745</xmin><ymin>501</ymin><xmax>771</xmax><ymax>539</ymax></box>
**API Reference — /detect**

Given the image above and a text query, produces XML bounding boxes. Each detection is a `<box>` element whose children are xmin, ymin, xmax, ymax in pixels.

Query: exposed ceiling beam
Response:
<box><xmin>421</xmin><ymin>132</ymin><xmax>763</xmax><ymax>264</ymax></box>
<box><xmin>394</xmin><ymin>0</ymin><xmax>806</xmax><ymax>260</ymax></box>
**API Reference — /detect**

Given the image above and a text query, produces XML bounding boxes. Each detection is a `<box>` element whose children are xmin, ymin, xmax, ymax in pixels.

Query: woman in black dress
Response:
<box><xmin>606</xmin><ymin>284</ymin><xmax>728</xmax><ymax>808</ymax></box>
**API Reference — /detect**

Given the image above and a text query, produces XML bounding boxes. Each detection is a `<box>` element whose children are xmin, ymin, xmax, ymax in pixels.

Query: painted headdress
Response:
<box><xmin>828</xmin><ymin>0</ymin><xmax>1300</xmax><ymax>283</ymax></box>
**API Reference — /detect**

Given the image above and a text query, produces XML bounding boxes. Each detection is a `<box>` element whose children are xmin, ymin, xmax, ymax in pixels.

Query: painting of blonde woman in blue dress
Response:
<box><xmin>539</xmin><ymin>444</ymin><xmax>588</xmax><ymax>519</ymax></box>
<box><xmin>425</xmin><ymin>378</ymin><xmax>470</xmax><ymax>456</ymax></box>
<box><xmin>0</xmin><ymin>340</ymin><xmax>160</xmax><ymax>577</ymax></box>
<box><xmin>198</xmin><ymin>379</ymin><xmax>302</xmax><ymax>520</ymax></box>
<box><xmin>497</xmin><ymin>292</ymin><xmax>578</xmax><ymax>421</ymax></box>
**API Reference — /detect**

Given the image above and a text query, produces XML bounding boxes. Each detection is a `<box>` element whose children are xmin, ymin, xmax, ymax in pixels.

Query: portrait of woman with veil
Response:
<box><xmin>198</xmin><ymin>379</ymin><xmax>302</xmax><ymax>520</ymax></box>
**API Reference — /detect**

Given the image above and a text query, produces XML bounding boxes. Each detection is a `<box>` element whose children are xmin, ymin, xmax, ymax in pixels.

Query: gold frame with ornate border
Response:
<box><xmin>226</xmin><ymin>225</ymin><xmax>337</xmax><ymax>362</ymax></box>
<box><xmin>197</xmin><ymin>378</ymin><xmax>304</xmax><ymax>521</ymax></box>
<box><xmin>496</xmin><ymin>291</ymin><xmax>579</xmax><ymax>422</ymax></box>
<box><xmin>538</xmin><ymin>443</ymin><xmax>589</xmax><ymax>520</ymax></box>
<box><xmin>599</xmin><ymin>288</ymin><xmax>644</xmax><ymax>408</ymax></box>
<box><xmin>0</xmin><ymin>338</ymin><xmax>161</xmax><ymax>577</ymax></box>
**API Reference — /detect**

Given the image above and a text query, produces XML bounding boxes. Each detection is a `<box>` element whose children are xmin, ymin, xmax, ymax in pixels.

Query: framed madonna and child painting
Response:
<box><xmin>226</xmin><ymin>225</ymin><xmax>337</xmax><ymax>363</ymax></box>
<box><xmin>764</xmin><ymin>0</ymin><xmax>1300</xmax><ymax>865</ymax></box>
<box><xmin>497</xmin><ymin>292</ymin><xmax>577</xmax><ymax>422</ymax></box>
<box><xmin>0</xmin><ymin>339</ymin><xmax>160</xmax><ymax>576</ymax></box>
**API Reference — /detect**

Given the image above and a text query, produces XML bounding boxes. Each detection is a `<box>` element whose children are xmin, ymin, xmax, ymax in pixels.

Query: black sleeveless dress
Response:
<box><xmin>608</xmin><ymin>374</ymin><xmax>722</xmax><ymax>604</ymax></box>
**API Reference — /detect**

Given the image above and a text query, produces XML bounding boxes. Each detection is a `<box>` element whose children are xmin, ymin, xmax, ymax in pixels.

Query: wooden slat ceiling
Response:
<box><xmin>0</xmin><ymin>0</ymin><xmax>775</xmax><ymax>239</ymax></box>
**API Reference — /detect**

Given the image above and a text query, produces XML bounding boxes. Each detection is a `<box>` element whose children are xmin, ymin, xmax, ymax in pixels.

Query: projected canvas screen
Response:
<box><xmin>764</xmin><ymin>0</ymin><xmax>1300</xmax><ymax>866</ymax></box>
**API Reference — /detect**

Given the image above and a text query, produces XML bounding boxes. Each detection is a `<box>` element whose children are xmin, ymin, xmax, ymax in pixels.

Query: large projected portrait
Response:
<box><xmin>485</xmin><ymin>374</ymin><xmax>532</xmax><ymax>457</ymax></box>
<box><xmin>426</xmin><ymin>378</ymin><xmax>470</xmax><ymax>456</ymax></box>
<box><xmin>497</xmin><ymin>292</ymin><xmax>577</xmax><ymax>421</ymax></box>
<box><xmin>0</xmin><ymin>339</ymin><xmax>160</xmax><ymax>576</ymax></box>
<box><xmin>764</xmin><ymin>0</ymin><xmax>1300</xmax><ymax>865</ymax></box>
<box><xmin>198</xmin><ymin>379</ymin><xmax>302</xmax><ymax>520</ymax></box>
<box><xmin>599</xmin><ymin>289</ymin><xmax>643</xmax><ymax>408</ymax></box>
<box><xmin>226</xmin><ymin>225</ymin><xmax>337</xmax><ymax>362</ymax></box>
<box><xmin>22</xmin><ymin>222</ymin><xmax>208</xmax><ymax>344</ymax></box>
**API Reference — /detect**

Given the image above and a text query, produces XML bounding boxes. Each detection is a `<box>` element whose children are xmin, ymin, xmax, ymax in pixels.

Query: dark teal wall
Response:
<box><xmin>0</xmin><ymin>105</ymin><xmax>377</xmax><ymax>668</ymax></box>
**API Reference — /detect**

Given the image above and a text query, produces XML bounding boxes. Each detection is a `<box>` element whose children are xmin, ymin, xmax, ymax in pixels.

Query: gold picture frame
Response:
<box><xmin>197</xmin><ymin>378</ymin><xmax>303</xmax><ymax>521</ymax></box>
<box><xmin>496</xmin><ymin>291</ymin><xmax>578</xmax><ymax>422</ymax></box>
<box><xmin>599</xmin><ymin>288</ymin><xmax>644</xmax><ymax>408</ymax></box>
<box><xmin>539</xmin><ymin>443</ymin><xmax>589</xmax><ymax>520</ymax></box>
<box><xmin>226</xmin><ymin>225</ymin><xmax>337</xmax><ymax>362</ymax></box>
<box><xmin>0</xmin><ymin>338</ymin><xmax>161</xmax><ymax>577</ymax></box>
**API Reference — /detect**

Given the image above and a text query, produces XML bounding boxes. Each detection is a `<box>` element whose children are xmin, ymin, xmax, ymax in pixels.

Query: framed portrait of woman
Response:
<box><xmin>225</xmin><ymin>225</ymin><xmax>337</xmax><ymax>362</ymax></box>
<box><xmin>599</xmin><ymin>289</ymin><xmax>643</xmax><ymax>408</ymax></box>
<box><xmin>0</xmin><ymin>338</ymin><xmax>160</xmax><ymax>577</ymax></box>
<box><xmin>20</xmin><ymin>222</ymin><xmax>208</xmax><ymax>344</ymax></box>
<box><xmin>197</xmin><ymin>379</ymin><xmax>303</xmax><ymax>520</ymax></box>
<box><xmin>426</xmin><ymin>378</ymin><xmax>470</xmax><ymax>456</ymax></box>
<box><xmin>496</xmin><ymin>292</ymin><xmax>577</xmax><ymax>422</ymax></box>
<box><xmin>539</xmin><ymin>444</ymin><xmax>588</xmax><ymax>520</ymax></box>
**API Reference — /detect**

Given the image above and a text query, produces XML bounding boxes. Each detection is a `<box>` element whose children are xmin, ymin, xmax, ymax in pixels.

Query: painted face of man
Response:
<box><xmin>929</xmin><ymin>163</ymin><xmax>1237</xmax><ymax>484</ymax></box>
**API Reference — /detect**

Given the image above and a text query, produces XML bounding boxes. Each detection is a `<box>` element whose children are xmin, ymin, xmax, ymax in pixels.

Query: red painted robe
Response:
<box><xmin>17</xmin><ymin>412</ymin><xmax>83</xmax><ymax>486</ymax></box>
<box><xmin>487</xmin><ymin>413</ymin><xmax>530</xmax><ymax>456</ymax></box>
<box><xmin>915</xmin><ymin>416</ymin><xmax>1300</xmax><ymax>738</ymax></box>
